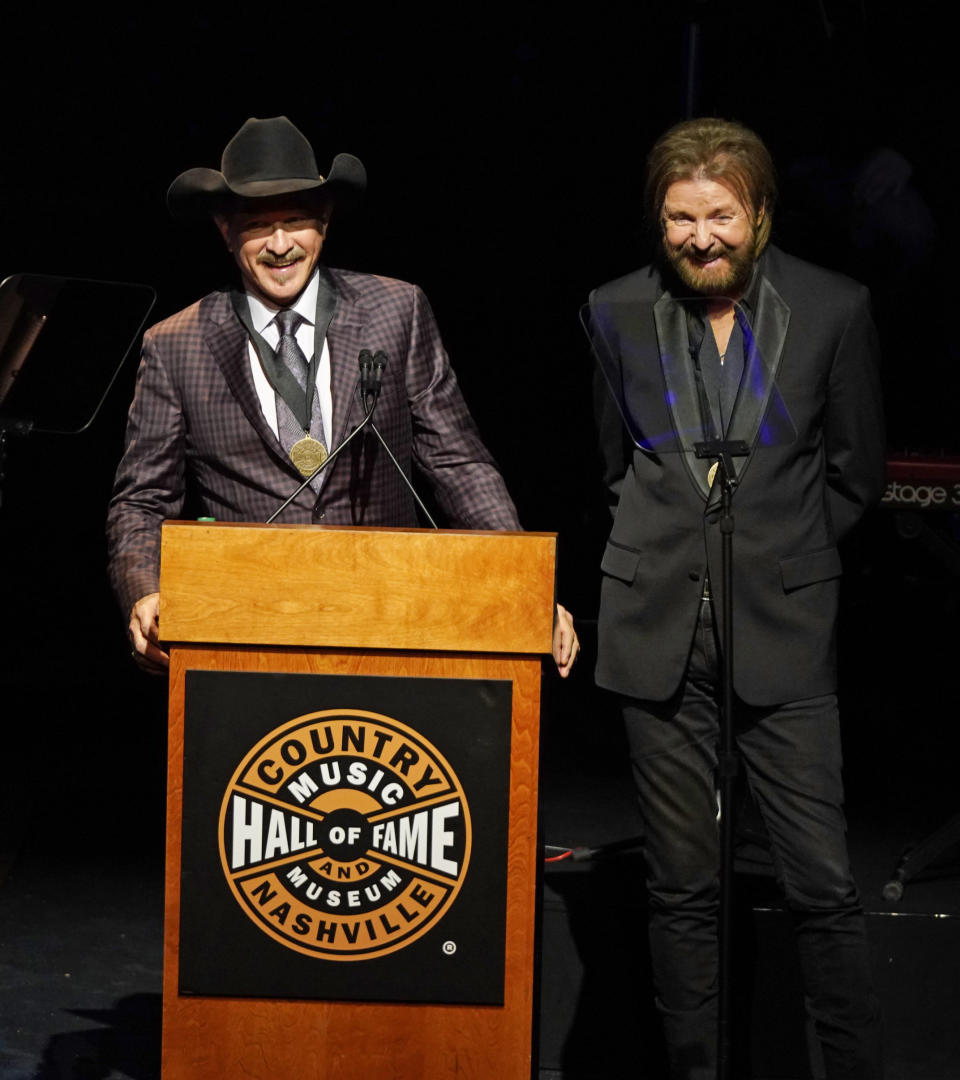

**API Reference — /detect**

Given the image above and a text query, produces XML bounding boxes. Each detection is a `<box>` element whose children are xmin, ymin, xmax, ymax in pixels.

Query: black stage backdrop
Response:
<box><xmin>2</xmin><ymin>0</ymin><xmax>958</xmax><ymax>871</ymax></box>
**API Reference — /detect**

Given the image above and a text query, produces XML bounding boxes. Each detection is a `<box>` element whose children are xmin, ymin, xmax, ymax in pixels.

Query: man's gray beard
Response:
<box><xmin>663</xmin><ymin>242</ymin><xmax>756</xmax><ymax>299</ymax></box>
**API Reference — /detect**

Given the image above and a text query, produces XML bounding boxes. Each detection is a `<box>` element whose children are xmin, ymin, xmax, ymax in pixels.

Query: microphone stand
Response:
<box><xmin>265</xmin><ymin>350</ymin><xmax>438</xmax><ymax>529</ymax></box>
<box><xmin>367</xmin><ymin>421</ymin><xmax>437</xmax><ymax>529</ymax></box>
<box><xmin>265</xmin><ymin>396</ymin><xmax>377</xmax><ymax>525</ymax></box>
<box><xmin>265</xmin><ymin>351</ymin><xmax>383</xmax><ymax>525</ymax></box>
<box><xmin>693</xmin><ymin>434</ymin><xmax>749</xmax><ymax>1080</ymax></box>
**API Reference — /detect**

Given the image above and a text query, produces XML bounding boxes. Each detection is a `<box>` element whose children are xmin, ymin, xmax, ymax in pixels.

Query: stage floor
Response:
<box><xmin>2</xmin><ymin>684</ymin><xmax>957</xmax><ymax>1080</ymax></box>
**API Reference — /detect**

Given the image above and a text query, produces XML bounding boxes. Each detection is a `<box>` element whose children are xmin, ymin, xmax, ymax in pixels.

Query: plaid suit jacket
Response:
<box><xmin>106</xmin><ymin>268</ymin><xmax>520</xmax><ymax>615</ymax></box>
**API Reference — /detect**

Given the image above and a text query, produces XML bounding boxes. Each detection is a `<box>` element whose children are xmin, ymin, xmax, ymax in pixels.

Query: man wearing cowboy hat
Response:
<box><xmin>107</xmin><ymin>116</ymin><xmax>576</xmax><ymax>674</ymax></box>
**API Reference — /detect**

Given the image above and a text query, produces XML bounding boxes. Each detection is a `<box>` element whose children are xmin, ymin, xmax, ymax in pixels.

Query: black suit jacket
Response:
<box><xmin>589</xmin><ymin>246</ymin><xmax>885</xmax><ymax>706</ymax></box>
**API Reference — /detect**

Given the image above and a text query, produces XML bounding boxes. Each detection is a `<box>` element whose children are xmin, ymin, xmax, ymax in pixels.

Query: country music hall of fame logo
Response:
<box><xmin>219</xmin><ymin>708</ymin><xmax>472</xmax><ymax>961</ymax></box>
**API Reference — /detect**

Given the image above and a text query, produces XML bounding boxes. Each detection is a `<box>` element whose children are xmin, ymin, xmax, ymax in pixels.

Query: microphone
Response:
<box><xmin>264</xmin><ymin>351</ymin><xmax>385</xmax><ymax>525</ymax></box>
<box><xmin>358</xmin><ymin>349</ymin><xmax>374</xmax><ymax>400</ymax></box>
<box><xmin>359</xmin><ymin>349</ymin><xmax>387</xmax><ymax>410</ymax></box>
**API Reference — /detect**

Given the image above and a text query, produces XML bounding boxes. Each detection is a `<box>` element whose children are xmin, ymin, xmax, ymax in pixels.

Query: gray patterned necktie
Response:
<box><xmin>274</xmin><ymin>309</ymin><xmax>327</xmax><ymax>487</ymax></box>
<box><xmin>276</xmin><ymin>309</ymin><xmax>309</xmax><ymax>392</ymax></box>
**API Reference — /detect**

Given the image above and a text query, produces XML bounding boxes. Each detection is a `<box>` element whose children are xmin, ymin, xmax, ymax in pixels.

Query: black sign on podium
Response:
<box><xmin>179</xmin><ymin>670</ymin><xmax>512</xmax><ymax>1005</ymax></box>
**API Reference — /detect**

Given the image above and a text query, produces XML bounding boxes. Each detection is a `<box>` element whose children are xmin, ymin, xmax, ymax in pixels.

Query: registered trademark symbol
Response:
<box><xmin>442</xmin><ymin>940</ymin><xmax>457</xmax><ymax>955</ymax></box>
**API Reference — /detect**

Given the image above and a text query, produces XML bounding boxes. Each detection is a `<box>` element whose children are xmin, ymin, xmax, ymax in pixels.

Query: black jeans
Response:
<box><xmin>622</xmin><ymin>599</ymin><xmax>882</xmax><ymax>1079</ymax></box>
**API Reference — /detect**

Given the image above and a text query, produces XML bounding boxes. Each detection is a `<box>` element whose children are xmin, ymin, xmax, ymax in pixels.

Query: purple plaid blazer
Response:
<box><xmin>106</xmin><ymin>268</ymin><xmax>520</xmax><ymax>615</ymax></box>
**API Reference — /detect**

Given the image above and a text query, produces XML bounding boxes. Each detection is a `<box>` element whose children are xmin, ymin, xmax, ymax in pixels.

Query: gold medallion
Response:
<box><xmin>289</xmin><ymin>436</ymin><xmax>328</xmax><ymax>477</ymax></box>
<box><xmin>707</xmin><ymin>461</ymin><xmax>719</xmax><ymax>487</ymax></box>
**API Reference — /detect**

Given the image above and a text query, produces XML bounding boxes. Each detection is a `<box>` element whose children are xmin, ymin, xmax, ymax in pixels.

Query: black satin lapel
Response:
<box><xmin>202</xmin><ymin>298</ymin><xmax>286</xmax><ymax>457</ymax></box>
<box><xmin>313</xmin><ymin>264</ymin><xmax>339</xmax><ymax>351</ymax></box>
<box><xmin>326</xmin><ymin>300</ymin><xmax>367</xmax><ymax>446</ymax></box>
<box><xmin>704</xmin><ymin>278</ymin><xmax>791</xmax><ymax>510</ymax></box>
<box><xmin>654</xmin><ymin>294</ymin><xmax>712</xmax><ymax>500</ymax></box>
<box><xmin>730</xmin><ymin>279</ymin><xmax>790</xmax><ymax>468</ymax></box>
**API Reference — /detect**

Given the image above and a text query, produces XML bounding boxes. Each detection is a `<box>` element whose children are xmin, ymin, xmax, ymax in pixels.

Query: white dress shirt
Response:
<box><xmin>244</xmin><ymin>267</ymin><xmax>333</xmax><ymax>444</ymax></box>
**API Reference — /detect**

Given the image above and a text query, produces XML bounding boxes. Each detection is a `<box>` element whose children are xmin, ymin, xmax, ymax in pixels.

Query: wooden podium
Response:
<box><xmin>159</xmin><ymin>521</ymin><xmax>556</xmax><ymax>1080</ymax></box>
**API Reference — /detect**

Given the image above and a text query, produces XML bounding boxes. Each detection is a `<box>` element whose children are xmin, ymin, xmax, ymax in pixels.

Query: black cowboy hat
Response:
<box><xmin>166</xmin><ymin>116</ymin><xmax>366</xmax><ymax>220</ymax></box>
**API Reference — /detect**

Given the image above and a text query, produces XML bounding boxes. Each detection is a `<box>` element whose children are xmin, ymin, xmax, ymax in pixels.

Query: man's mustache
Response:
<box><xmin>256</xmin><ymin>246</ymin><xmax>307</xmax><ymax>267</ymax></box>
<box><xmin>680</xmin><ymin>241</ymin><xmax>734</xmax><ymax>260</ymax></box>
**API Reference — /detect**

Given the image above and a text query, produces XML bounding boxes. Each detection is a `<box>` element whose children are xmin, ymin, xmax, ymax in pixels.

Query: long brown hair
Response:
<box><xmin>645</xmin><ymin>118</ymin><xmax>776</xmax><ymax>255</ymax></box>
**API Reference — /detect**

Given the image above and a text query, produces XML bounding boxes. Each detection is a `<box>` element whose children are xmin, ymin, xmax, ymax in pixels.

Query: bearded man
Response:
<box><xmin>587</xmin><ymin>118</ymin><xmax>884</xmax><ymax>1079</ymax></box>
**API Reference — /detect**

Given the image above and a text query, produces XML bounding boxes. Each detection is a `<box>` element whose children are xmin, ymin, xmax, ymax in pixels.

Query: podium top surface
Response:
<box><xmin>159</xmin><ymin>522</ymin><xmax>556</xmax><ymax>654</ymax></box>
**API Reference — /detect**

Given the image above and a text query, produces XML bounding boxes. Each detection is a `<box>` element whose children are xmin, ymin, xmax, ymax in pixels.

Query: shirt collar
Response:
<box><xmin>245</xmin><ymin>266</ymin><xmax>320</xmax><ymax>334</ymax></box>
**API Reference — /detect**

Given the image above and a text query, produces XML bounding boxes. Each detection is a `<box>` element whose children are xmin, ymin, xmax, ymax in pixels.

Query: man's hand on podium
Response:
<box><xmin>129</xmin><ymin>592</ymin><xmax>170</xmax><ymax>675</ymax></box>
<box><xmin>553</xmin><ymin>603</ymin><xmax>579</xmax><ymax>678</ymax></box>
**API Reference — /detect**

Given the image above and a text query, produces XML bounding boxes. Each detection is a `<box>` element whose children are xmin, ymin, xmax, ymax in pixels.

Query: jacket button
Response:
<box><xmin>706</xmin><ymin>512</ymin><xmax>719</xmax><ymax>524</ymax></box>
<box><xmin>313</xmin><ymin>509</ymin><xmax>325</xmax><ymax>520</ymax></box>
<box><xmin>689</xmin><ymin>570</ymin><xmax>700</xmax><ymax>582</ymax></box>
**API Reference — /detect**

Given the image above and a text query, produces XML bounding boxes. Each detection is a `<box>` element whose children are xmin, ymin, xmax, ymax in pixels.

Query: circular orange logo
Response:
<box><xmin>218</xmin><ymin>709</ymin><xmax>471</xmax><ymax>960</ymax></box>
